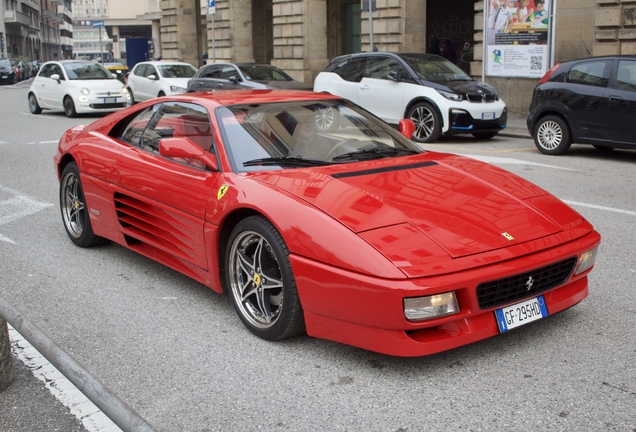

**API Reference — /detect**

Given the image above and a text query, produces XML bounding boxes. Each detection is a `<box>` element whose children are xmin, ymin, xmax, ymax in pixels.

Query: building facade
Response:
<box><xmin>100</xmin><ymin>0</ymin><xmax>636</xmax><ymax>113</ymax></box>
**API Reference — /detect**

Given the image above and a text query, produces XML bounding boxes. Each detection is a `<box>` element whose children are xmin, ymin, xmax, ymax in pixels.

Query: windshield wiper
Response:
<box><xmin>331</xmin><ymin>147</ymin><xmax>421</xmax><ymax>161</ymax></box>
<box><xmin>243</xmin><ymin>155</ymin><xmax>333</xmax><ymax>167</ymax></box>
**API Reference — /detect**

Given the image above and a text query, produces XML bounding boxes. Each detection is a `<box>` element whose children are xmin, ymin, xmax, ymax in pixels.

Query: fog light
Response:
<box><xmin>404</xmin><ymin>292</ymin><xmax>459</xmax><ymax>321</ymax></box>
<box><xmin>574</xmin><ymin>246</ymin><xmax>599</xmax><ymax>275</ymax></box>
<box><xmin>79</xmin><ymin>96</ymin><xmax>88</xmax><ymax>102</ymax></box>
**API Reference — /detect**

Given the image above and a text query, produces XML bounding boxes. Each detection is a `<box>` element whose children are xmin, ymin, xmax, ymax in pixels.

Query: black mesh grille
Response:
<box><xmin>466</xmin><ymin>94</ymin><xmax>498</xmax><ymax>103</ymax></box>
<box><xmin>477</xmin><ymin>257</ymin><xmax>578</xmax><ymax>309</ymax></box>
<box><xmin>90</xmin><ymin>103</ymin><xmax>128</xmax><ymax>109</ymax></box>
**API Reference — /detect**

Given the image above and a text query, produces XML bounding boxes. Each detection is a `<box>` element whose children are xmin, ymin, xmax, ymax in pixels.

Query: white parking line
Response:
<box><xmin>0</xmin><ymin>185</ymin><xmax>53</xmax><ymax>244</ymax></box>
<box><xmin>19</xmin><ymin>112</ymin><xmax>60</xmax><ymax>119</ymax></box>
<box><xmin>564</xmin><ymin>200</ymin><xmax>636</xmax><ymax>216</ymax></box>
<box><xmin>9</xmin><ymin>325</ymin><xmax>122</xmax><ymax>432</ymax></box>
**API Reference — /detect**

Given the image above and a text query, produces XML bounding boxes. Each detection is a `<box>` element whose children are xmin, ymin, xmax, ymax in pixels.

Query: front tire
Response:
<box><xmin>533</xmin><ymin>115</ymin><xmax>571</xmax><ymax>155</ymax></box>
<box><xmin>28</xmin><ymin>93</ymin><xmax>42</xmax><ymax>114</ymax></box>
<box><xmin>225</xmin><ymin>216</ymin><xmax>305</xmax><ymax>341</ymax></box>
<box><xmin>407</xmin><ymin>102</ymin><xmax>442</xmax><ymax>143</ymax></box>
<box><xmin>127</xmin><ymin>88</ymin><xmax>135</xmax><ymax>103</ymax></box>
<box><xmin>64</xmin><ymin>97</ymin><xmax>78</xmax><ymax>118</ymax></box>
<box><xmin>60</xmin><ymin>162</ymin><xmax>107</xmax><ymax>247</ymax></box>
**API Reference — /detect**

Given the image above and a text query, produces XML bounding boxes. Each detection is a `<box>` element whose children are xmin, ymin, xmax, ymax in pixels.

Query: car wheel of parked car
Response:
<box><xmin>226</xmin><ymin>215</ymin><xmax>305</xmax><ymax>341</ymax></box>
<box><xmin>60</xmin><ymin>162</ymin><xmax>107</xmax><ymax>247</ymax></box>
<box><xmin>64</xmin><ymin>97</ymin><xmax>78</xmax><ymax>118</ymax></box>
<box><xmin>316</xmin><ymin>106</ymin><xmax>339</xmax><ymax>131</ymax></box>
<box><xmin>158</xmin><ymin>91</ymin><xmax>166</xmax><ymax>97</ymax></box>
<box><xmin>408</xmin><ymin>102</ymin><xmax>441</xmax><ymax>143</ymax></box>
<box><xmin>472</xmin><ymin>131</ymin><xmax>498</xmax><ymax>140</ymax></box>
<box><xmin>127</xmin><ymin>88</ymin><xmax>135</xmax><ymax>103</ymax></box>
<box><xmin>28</xmin><ymin>93</ymin><xmax>42</xmax><ymax>114</ymax></box>
<box><xmin>593</xmin><ymin>145</ymin><xmax>614</xmax><ymax>152</ymax></box>
<box><xmin>533</xmin><ymin>115</ymin><xmax>571</xmax><ymax>155</ymax></box>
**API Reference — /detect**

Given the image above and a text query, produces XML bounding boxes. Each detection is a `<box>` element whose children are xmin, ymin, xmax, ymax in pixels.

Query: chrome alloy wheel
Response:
<box><xmin>228</xmin><ymin>230</ymin><xmax>284</xmax><ymax>329</ymax></box>
<box><xmin>316</xmin><ymin>106</ymin><xmax>336</xmax><ymax>130</ymax></box>
<box><xmin>60</xmin><ymin>170</ymin><xmax>85</xmax><ymax>239</ymax></box>
<box><xmin>410</xmin><ymin>105</ymin><xmax>435</xmax><ymax>140</ymax></box>
<box><xmin>536</xmin><ymin>120</ymin><xmax>563</xmax><ymax>151</ymax></box>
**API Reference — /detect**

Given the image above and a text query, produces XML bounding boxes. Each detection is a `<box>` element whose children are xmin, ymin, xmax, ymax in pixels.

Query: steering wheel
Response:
<box><xmin>326</xmin><ymin>139</ymin><xmax>360</xmax><ymax>160</ymax></box>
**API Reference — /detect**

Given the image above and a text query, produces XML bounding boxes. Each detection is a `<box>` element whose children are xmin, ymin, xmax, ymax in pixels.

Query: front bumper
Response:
<box><xmin>75</xmin><ymin>95</ymin><xmax>131</xmax><ymax>114</ymax></box>
<box><xmin>292</xmin><ymin>230</ymin><xmax>600</xmax><ymax>357</ymax></box>
<box><xmin>445</xmin><ymin>107</ymin><xmax>508</xmax><ymax>135</ymax></box>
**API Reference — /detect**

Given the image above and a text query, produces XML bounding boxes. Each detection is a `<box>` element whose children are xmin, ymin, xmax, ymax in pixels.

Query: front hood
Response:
<box><xmin>444</xmin><ymin>80</ymin><xmax>499</xmax><ymax>96</ymax></box>
<box><xmin>252</xmin><ymin>154</ymin><xmax>564</xmax><ymax>260</ymax></box>
<box><xmin>256</xmin><ymin>80</ymin><xmax>313</xmax><ymax>91</ymax></box>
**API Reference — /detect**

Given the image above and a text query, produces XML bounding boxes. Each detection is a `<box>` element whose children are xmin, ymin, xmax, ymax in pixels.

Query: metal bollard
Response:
<box><xmin>0</xmin><ymin>317</ymin><xmax>15</xmax><ymax>392</ymax></box>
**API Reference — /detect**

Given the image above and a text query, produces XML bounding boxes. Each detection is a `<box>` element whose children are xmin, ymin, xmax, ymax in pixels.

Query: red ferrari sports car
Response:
<box><xmin>54</xmin><ymin>90</ymin><xmax>600</xmax><ymax>357</ymax></box>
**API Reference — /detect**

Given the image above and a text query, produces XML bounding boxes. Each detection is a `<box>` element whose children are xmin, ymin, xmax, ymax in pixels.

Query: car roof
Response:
<box><xmin>137</xmin><ymin>61</ymin><xmax>195</xmax><ymax>66</ymax></box>
<box><xmin>328</xmin><ymin>51</ymin><xmax>438</xmax><ymax>62</ymax></box>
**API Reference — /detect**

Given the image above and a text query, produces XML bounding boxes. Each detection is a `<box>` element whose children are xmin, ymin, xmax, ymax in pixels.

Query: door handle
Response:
<box><xmin>359</xmin><ymin>85</ymin><xmax>370</xmax><ymax>90</ymax></box>
<box><xmin>608</xmin><ymin>95</ymin><xmax>622</xmax><ymax>101</ymax></box>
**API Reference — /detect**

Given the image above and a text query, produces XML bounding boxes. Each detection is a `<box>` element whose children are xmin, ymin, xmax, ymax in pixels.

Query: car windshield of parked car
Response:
<box><xmin>63</xmin><ymin>62</ymin><xmax>113</xmax><ymax>80</ymax></box>
<box><xmin>216</xmin><ymin>99</ymin><xmax>423</xmax><ymax>172</ymax></box>
<box><xmin>238</xmin><ymin>65</ymin><xmax>294</xmax><ymax>81</ymax></box>
<box><xmin>0</xmin><ymin>59</ymin><xmax>11</xmax><ymax>68</ymax></box>
<box><xmin>159</xmin><ymin>64</ymin><xmax>197</xmax><ymax>78</ymax></box>
<box><xmin>400</xmin><ymin>54</ymin><xmax>472</xmax><ymax>83</ymax></box>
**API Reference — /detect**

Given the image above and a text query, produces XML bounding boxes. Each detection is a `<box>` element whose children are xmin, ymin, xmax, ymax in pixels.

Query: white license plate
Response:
<box><xmin>103</xmin><ymin>97</ymin><xmax>117</xmax><ymax>103</ymax></box>
<box><xmin>1</xmin><ymin>76</ymin><xmax>7</xmax><ymax>79</ymax></box>
<box><xmin>495</xmin><ymin>296</ymin><xmax>548</xmax><ymax>333</ymax></box>
<box><xmin>482</xmin><ymin>112</ymin><xmax>496</xmax><ymax>120</ymax></box>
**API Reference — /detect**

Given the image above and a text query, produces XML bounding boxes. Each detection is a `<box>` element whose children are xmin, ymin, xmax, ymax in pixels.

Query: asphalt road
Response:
<box><xmin>0</xmin><ymin>81</ymin><xmax>635</xmax><ymax>431</ymax></box>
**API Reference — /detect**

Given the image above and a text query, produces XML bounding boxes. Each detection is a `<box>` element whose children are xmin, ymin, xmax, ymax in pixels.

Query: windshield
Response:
<box><xmin>238</xmin><ymin>65</ymin><xmax>294</xmax><ymax>81</ymax></box>
<box><xmin>400</xmin><ymin>53</ymin><xmax>473</xmax><ymax>83</ymax></box>
<box><xmin>217</xmin><ymin>99</ymin><xmax>423</xmax><ymax>172</ymax></box>
<box><xmin>159</xmin><ymin>64</ymin><xmax>197</xmax><ymax>78</ymax></box>
<box><xmin>0</xmin><ymin>60</ymin><xmax>11</xmax><ymax>68</ymax></box>
<box><xmin>63</xmin><ymin>62</ymin><xmax>113</xmax><ymax>80</ymax></box>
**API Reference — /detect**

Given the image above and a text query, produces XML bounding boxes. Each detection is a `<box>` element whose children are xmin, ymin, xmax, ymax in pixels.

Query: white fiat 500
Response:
<box><xmin>314</xmin><ymin>52</ymin><xmax>507</xmax><ymax>143</ymax></box>
<box><xmin>28</xmin><ymin>60</ymin><xmax>131</xmax><ymax>117</ymax></box>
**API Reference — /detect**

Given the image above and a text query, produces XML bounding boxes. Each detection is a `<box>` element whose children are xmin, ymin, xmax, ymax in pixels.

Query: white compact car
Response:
<box><xmin>126</xmin><ymin>61</ymin><xmax>198</xmax><ymax>102</ymax></box>
<box><xmin>28</xmin><ymin>60</ymin><xmax>131</xmax><ymax>117</ymax></box>
<box><xmin>314</xmin><ymin>52</ymin><xmax>508</xmax><ymax>142</ymax></box>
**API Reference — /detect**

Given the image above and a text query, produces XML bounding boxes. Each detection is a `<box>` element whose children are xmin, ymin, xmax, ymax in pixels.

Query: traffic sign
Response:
<box><xmin>92</xmin><ymin>20</ymin><xmax>105</xmax><ymax>28</ymax></box>
<box><xmin>208</xmin><ymin>0</ymin><xmax>215</xmax><ymax>14</ymax></box>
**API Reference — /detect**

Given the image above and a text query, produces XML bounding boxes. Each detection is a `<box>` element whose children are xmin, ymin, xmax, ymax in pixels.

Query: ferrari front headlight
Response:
<box><xmin>574</xmin><ymin>246</ymin><xmax>599</xmax><ymax>275</ymax></box>
<box><xmin>404</xmin><ymin>292</ymin><xmax>459</xmax><ymax>321</ymax></box>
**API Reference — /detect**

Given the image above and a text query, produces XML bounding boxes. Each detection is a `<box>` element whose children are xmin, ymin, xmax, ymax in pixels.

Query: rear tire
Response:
<box><xmin>533</xmin><ymin>115</ymin><xmax>571</xmax><ymax>155</ymax></box>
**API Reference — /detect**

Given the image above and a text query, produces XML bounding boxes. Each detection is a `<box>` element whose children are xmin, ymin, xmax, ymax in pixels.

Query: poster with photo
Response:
<box><xmin>485</xmin><ymin>0</ymin><xmax>552</xmax><ymax>78</ymax></box>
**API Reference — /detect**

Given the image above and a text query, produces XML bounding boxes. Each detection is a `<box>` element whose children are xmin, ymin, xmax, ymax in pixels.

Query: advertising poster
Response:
<box><xmin>485</xmin><ymin>0</ymin><xmax>552</xmax><ymax>78</ymax></box>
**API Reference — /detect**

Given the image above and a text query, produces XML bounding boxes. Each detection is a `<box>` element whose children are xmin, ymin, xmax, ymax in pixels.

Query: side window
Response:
<box><xmin>340</xmin><ymin>57</ymin><xmax>366</xmax><ymax>83</ymax></box>
<box><xmin>118</xmin><ymin>103</ymin><xmax>215</xmax><ymax>168</ymax></box>
<box><xmin>39</xmin><ymin>64</ymin><xmax>53</xmax><ymax>78</ymax></box>
<box><xmin>51</xmin><ymin>64</ymin><xmax>65</xmax><ymax>80</ymax></box>
<box><xmin>200</xmin><ymin>65</ymin><xmax>220</xmax><ymax>78</ymax></box>
<box><xmin>219</xmin><ymin>66</ymin><xmax>238</xmax><ymax>80</ymax></box>
<box><xmin>133</xmin><ymin>64</ymin><xmax>147</xmax><ymax>77</ymax></box>
<box><xmin>615</xmin><ymin>60</ymin><xmax>636</xmax><ymax>92</ymax></box>
<box><xmin>146</xmin><ymin>65</ymin><xmax>158</xmax><ymax>78</ymax></box>
<box><xmin>365</xmin><ymin>56</ymin><xmax>405</xmax><ymax>80</ymax></box>
<box><xmin>566</xmin><ymin>60</ymin><xmax>610</xmax><ymax>87</ymax></box>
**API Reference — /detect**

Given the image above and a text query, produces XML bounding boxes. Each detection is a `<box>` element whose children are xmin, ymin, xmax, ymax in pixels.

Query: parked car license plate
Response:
<box><xmin>495</xmin><ymin>296</ymin><xmax>548</xmax><ymax>333</ymax></box>
<box><xmin>481</xmin><ymin>112</ymin><xmax>495</xmax><ymax>120</ymax></box>
<box><xmin>1</xmin><ymin>76</ymin><xmax>7</xmax><ymax>79</ymax></box>
<box><xmin>103</xmin><ymin>97</ymin><xmax>117</xmax><ymax>103</ymax></box>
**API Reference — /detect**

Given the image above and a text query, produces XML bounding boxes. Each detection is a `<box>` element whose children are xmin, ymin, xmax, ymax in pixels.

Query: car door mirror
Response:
<box><xmin>50</xmin><ymin>73</ymin><xmax>61</xmax><ymax>83</ymax></box>
<box><xmin>229</xmin><ymin>75</ymin><xmax>239</xmax><ymax>83</ymax></box>
<box><xmin>387</xmin><ymin>71</ymin><xmax>401</xmax><ymax>82</ymax></box>
<box><xmin>398</xmin><ymin>119</ymin><xmax>416</xmax><ymax>140</ymax></box>
<box><xmin>111</xmin><ymin>73</ymin><xmax>118</xmax><ymax>79</ymax></box>
<box><xmin>159</xmin><ymin>137</ymin><xmax>218</xmax><ymax>171</ymax></box>
<box><xmin>147</xmin><ymin>74</ymin><xmax>157</xmax><ymax>81</ymax></box>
